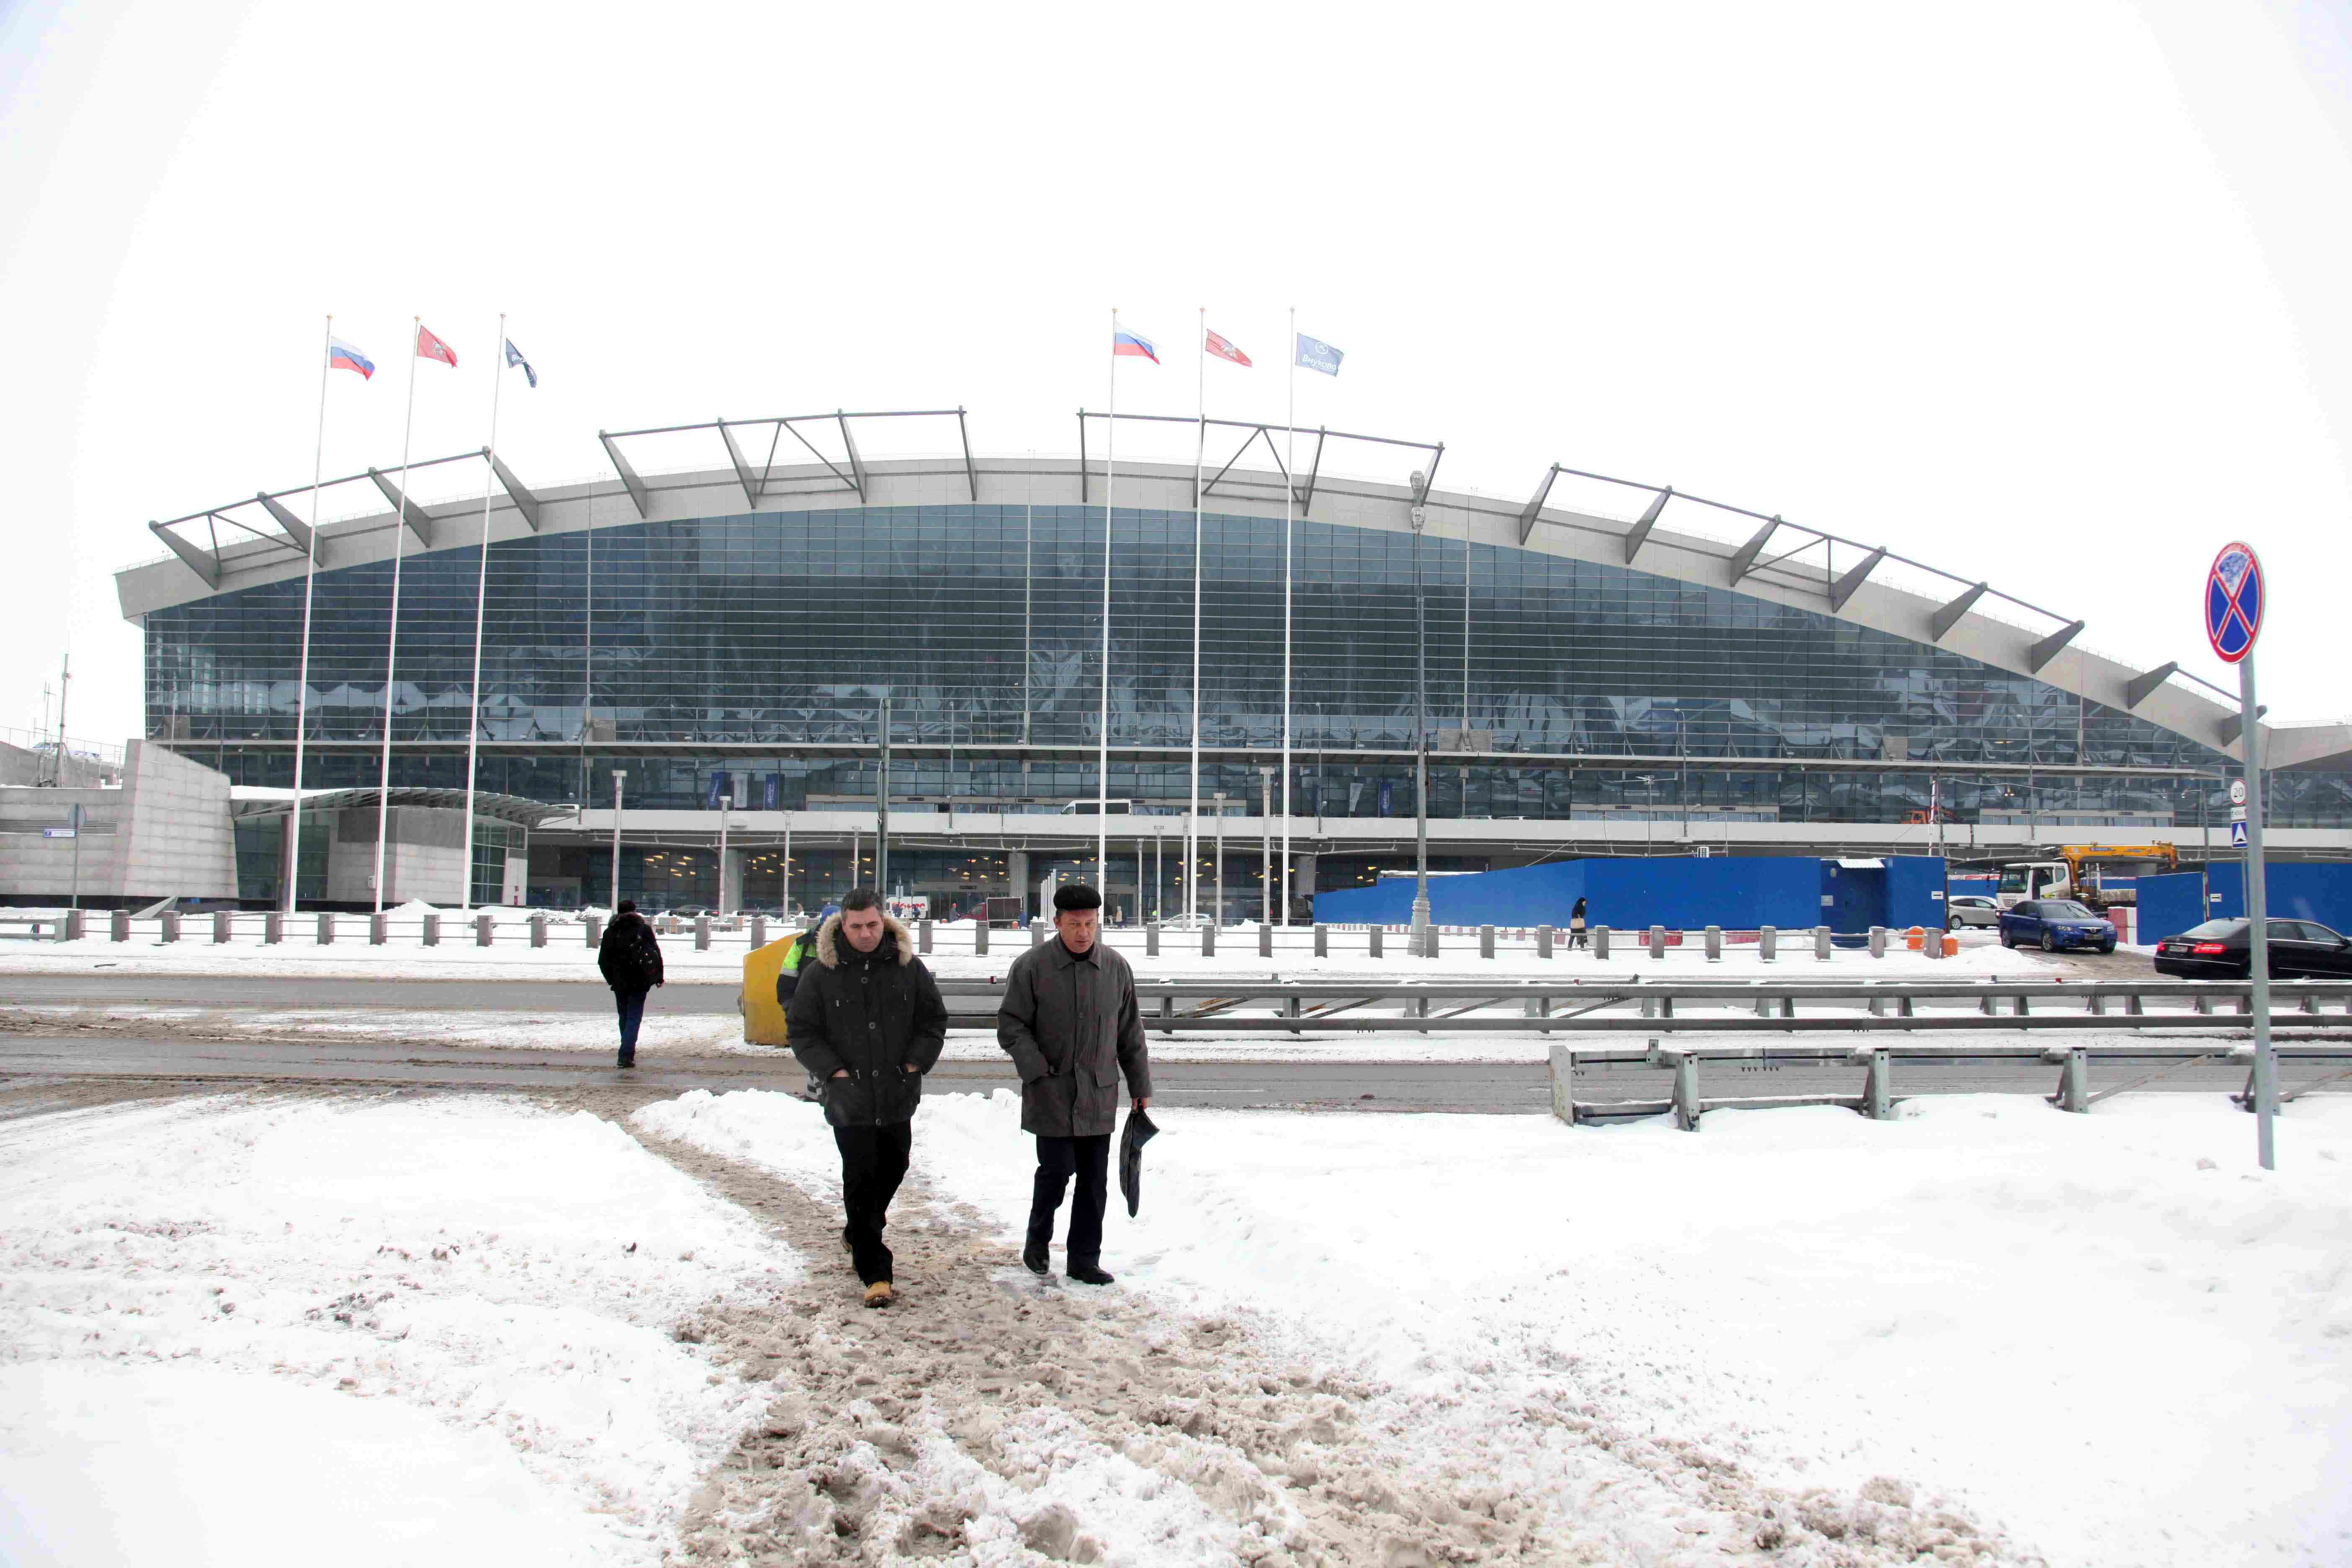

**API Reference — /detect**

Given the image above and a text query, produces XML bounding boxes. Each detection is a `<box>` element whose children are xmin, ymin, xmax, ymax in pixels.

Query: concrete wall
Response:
<box><xmin>0</xmin><ymin>741</ymin><xmax>233</xmax><ymax>904</ymax></box>
<box><xmin>322</xmin><ymin>806</ymin><xmax>467</xmax><ymax>906</ymax></box>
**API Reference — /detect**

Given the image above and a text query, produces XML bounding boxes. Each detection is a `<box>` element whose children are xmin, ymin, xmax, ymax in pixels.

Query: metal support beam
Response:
<box><xmin>485</xmin><ymin>449</ymin><xmax>542</xmax><ymax>531</ymax></box>
<box><xmin>956</xmin><ymin>407</ymin><xmax>980</xmax><ymax>501</ymax></box>
<box><xmin>2216</xmin><ymin>705</ymin><xmax>2268</xmax><ymax>748</ymax></box>
<box><xmin>717</xmin><ymin>419</ymin><xmax>760</xmax><ymax>510</ymax></box>
<box><xmin>1930</xmin><ymin>581</ymin><xmax>1988</xmax><ymax>641</ymax></box>
<box><xmin>1517</xmin><ymin>464</ymin><xmax>1560</xmax><ymax>546</ymax></box>
<box><xmin>255</xmin><ymin>493</ymin><xmax>314</xmax><ymax>554</ymax></box>
<box><xmin>1828</xmin><ymin>545</ymin><xmax>1887</xmax><ymax>612</ymax></box>
<box><xmin>1727</xmin><ymin>516</ymin><xmax>1780</xmax><ymax>585</ymax></box>
<box><xmin>1299</xmin><ymin>427</ymin><xmax>1328</xmax><ymax>516</ymax></box>
<box><xmin>597</xmin><ymin>431</ymin><xmax>651</xmax><ymax>518</ymax></box>
<box><xmin>837</xmin><ymin>411</ymin><xmax>868</xmax><ymax>498</ymax></box>
<box><xmin>366</xmin><ymin>468</ymin><xmax>435</xmax><ymax>547</ymax></box>
<box><xmin>148</xmin><ymin>520</ymin><xmax>220</xmax><ymax>588</ymax></box>
<box><xmin>1622</xmin><ymin>487</ymin><xmax>1672</xmax><ymax>562</ymax></box>
<box><xmin>2124</xmin><ymin>661</ymin><xmax>2179</xmax><ymax>709</ymax></box>
<box><xmin>2026</xmin><ymin>619</ymin><xmax>2084</xmax><ymax>673</ymax></box>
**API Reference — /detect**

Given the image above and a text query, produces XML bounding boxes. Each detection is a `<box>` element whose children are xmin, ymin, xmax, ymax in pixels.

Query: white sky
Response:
<box><xmin>3</xmin><ymin>0</ymin><xmax>2348</xmax><ymax>747</ymax></box>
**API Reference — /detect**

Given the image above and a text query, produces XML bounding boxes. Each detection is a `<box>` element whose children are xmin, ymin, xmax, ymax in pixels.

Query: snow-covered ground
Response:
<box><xmin>0</xmin><ymin>919</ymin><xmax>2058</xmax><ymax>985</ymax></box>
<box><xmin>0</xmin><ymin>1094</ymin><xmax>799</xmax><ymax>1565</ymax></box>
<box><xmin>642</xmin><ymin>1088</ymin><xmax>2352</xmax><ymax>1568</ymax></box>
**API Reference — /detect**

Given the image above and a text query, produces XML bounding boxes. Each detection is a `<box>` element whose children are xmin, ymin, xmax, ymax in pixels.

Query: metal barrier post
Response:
<box><xmin>65</xmin><ymin>910</ymin><xmax>85</xmax><ymax>941</ymax></box>
<box><xmin>423</xmin><ymin>913</ymin><xmax>441</xmax><ymax>946</ymax></box>
<box><xmin>317</xmin><ymin>913</ymin><xmax>333</xmax><ymax>945</ymax></box>
<box><xmin>1704</xmin><ymin>925</ymin><xmax>1722</xmax><ymax>962</ymax></box>
<box><xmin>370</xmin><ymin>913</ymin><xmax>387</xmax><ymax>945</ymax></box>
<box><xmin>975</xmin><ymin>922</ymin><xmax>989</xmax><ymax>955</ymax></box>
<box><xmin>695</xmin><ymin>915</ymin><xmax>711</xmax><ymax>952</ymax></box>
<box><xmin>585</xmin><ymin>914</ymin><xmax>603</xmax><ymax>946</ymax></box>
<box><xmin>160</xmin><ymin>912</ymin><xmax>180</xmax><ymax>944</ymax></box>
<box><xmin>1146</xmin><ymin>921</ymin><xmax>1159</xmax><ymax>957</ymax></box>
<box><xmin>749</xmin><ymin>915</ymin><xmax>766</xmax><ymax>949</ymax></box>
<box><xmin>1032</xmin><ymin>920</ymin><xmax>1047</xmax><ymax>947</ymax></box>
<box><xmin>2056</xmin><ymin>1048</ymin><xmax>2090</xmax><ymax>1113</ymax></box>
<box><xmin>1759</xmin><ymin>925</ymin><xmax>1776</xmax><ymax>960</ymax></box>
<box><xmin>212</xmin><ymin>910</ymin><xmax>232</xmax><ymax>944</ymax></box>
<box><xmin>263</xmin><ymin>911</ymin><xmax>282</xmax><ymax>945</ymax></box>
<box><xmin>1549</xmin><ymin>1043</ymin><xmax>1577</xmax><ymax>1124</ymax></box>
<box><xmin>1864</xmin><ymin>1050</ymin><xmax>1892</xmax><ymax>1119</ymax></box>
<box><xmin>1258</xmin><ymin>923</ymin><xmax>1272</xmax><ymax>957</ymax></box>
<box><xmin>1368</xmin><ymin>926</ymin><xmax>1382</xmax><ymax>958</ymax></box>
<box><xmin>1648</xmin><ymin>925</ymin><xmax>1665</xmax><ymax>959</ymax></box>
<box><xmin>478</xmin><ymin>913</ymin><xmax>495</xmax><ymax>947</ymax></box>
<box><xmin>1869</xmin><ymin>926</ymin><xmax>1887</xmax><ymax>959</ymax></box>
<box><xmin>1593</xmin><ymin>925</ymin><xmax>1610</xmax><ymax>959</ymax></box>
<box><xmin>1202</xmin><ymin>924</ymin><xmax>1215</xmax><ymax>957</ymax></box>
<box><xmin>531</xmin><ymin>915</ymin><xmax>549</xmax><ymax>949</ymax></box>
<box><xmin>1480</xmin><ymin>925</ymin><xmax>1496</xmax><ymax>959</ymax></box>
<box><xmin>1815</xmin><ymin>926</ymin><xmax>1832</xmax><ymax>960</ymax></box>
<box><xmin>1672</xmin><ymin>1054</ymin><xmax>1701</xmax><ymax>1131</ymax></box>
<box><xmin>1424</xmin><ymin>926</ymin><xmax>1440</xmax><ymax>958</ymax></box>
<box><xmin>919</xmin><ymin>918</ymin><xmax>934</xmax><ymax>955</ymax></box>
<box><xmin>111</xmin><ymin>910</ymin><xmax>129</xmax><ymax>942</ymax></box>
<box><xmin>1313</xmin><ymin>925</ymin><xmax>1327</xmax><ymax>957</ymax></box>
<box><xmin>1537</xmin><ymin>924</ymin><xmax>1554</xmax><ymax>958</ymax></box>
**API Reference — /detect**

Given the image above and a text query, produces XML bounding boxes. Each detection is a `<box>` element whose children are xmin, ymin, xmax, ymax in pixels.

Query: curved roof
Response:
<box><xmin>228</xmin><ymin>786</ymin><xmax>571</xmax><ymax>828</ymax></box>
<box><xmin>119</xmin><ymin>411</ymin><xmax>2344</xmax><ymax>769</ymax></box>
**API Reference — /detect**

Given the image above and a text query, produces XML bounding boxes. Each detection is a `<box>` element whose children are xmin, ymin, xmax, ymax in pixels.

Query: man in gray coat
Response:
<box><xmin>997</xmin><ymin>883</ymin><xmax>1151</xmax><ymax>1284</ymax></box>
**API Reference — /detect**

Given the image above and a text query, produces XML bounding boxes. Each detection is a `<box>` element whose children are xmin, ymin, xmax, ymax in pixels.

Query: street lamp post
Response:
<box><xmin>609</xmin><ymin>769</ymin><xmax>627</xmax><ymax>910</ymax></box>
<box><xmin>1212</xmin><ymin>790</ymin><xmax>1228</xmax><ymax>926</ymax></box>
<box><xmin>1259</xmin><ymin>766</ymin><xmax>1274</xmax><ymax>926</ymax></box>
<box><xmin>1409</xmin><ymin>479</ymin><xmax>1432</xmax><ymax>955</ymax></box>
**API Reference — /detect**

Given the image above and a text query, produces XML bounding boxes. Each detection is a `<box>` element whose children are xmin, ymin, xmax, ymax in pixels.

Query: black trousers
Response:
<box><xmin>834</xmin><ymin>1122</ymin><xmax>913</xmax><ymax>1285</ymax></box>
<box><xmin>1026</xmin><ymin>1133</ymin><xmax>1112</xmax><ymax>1267</ymax></box>
<box><xmin>614</xmin><ymin>988</ymin><xmax>649</xmax><ymax>1060</ymax></box>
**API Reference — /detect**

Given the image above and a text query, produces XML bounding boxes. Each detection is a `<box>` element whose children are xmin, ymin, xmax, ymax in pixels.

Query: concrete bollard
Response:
<box><xmin>1648</xmin><ymin>925</ymin><xmax>1666</xmax><ymax>959</ymax></box>
<box><xmin>423</xmin><ymin>913</ymin><xmax>441</xmax><ymax>946</ymax></box>
<box><xmin>1368</xmin><ymin>926</ymin><xmax>1383</xmax><ymax>958</ymax></box>
<box><xmin>1815</xmin><ymin>925</ymin><xmax>1832</xmax><ymax>960</ymax></box>
<box><xmin>317</xmin><ymin>913</ymin><xmax>334</xmax><ymax>945</ymax></box>
<box><xmin>531</xmin><ymin>915</ymin><xmax>549</xmax><ymax>949</ymax></box>
<box><xmin>1759</xmin><ymin>925</ymin><xmax>1776</xmax><ymax>960</ymax></box>
<box><xmin>974</xmin><ymin>921</ymin><xmax>990</xmax><ymax>955</ymax></box>
<box><xmin>1259</xmin><ymin>923</ymin><xmax>1272</xmax><ymax>957</ymax></box>
<box><xmin>65</xmin><ymin>910</ymin><xmax>86</xmax><ymax>941</ymax></box>
<box><xmin>1924</xmin><ymin>926</ymin><xmax>1945</xmax><ymax>961</ymax></box>
<box><xmin>1313</xmin><ymin>925</ymin><xmax>1328</xmax><ymax>957</ymax></box>
<box><xmin>585</xmin><ymin>913</ymin><xmax>603</xmax><ymax>946</ymax></box>
<box><xmin>1704</xmin><ymin>925</ymin><xmax>1722</xmax><ymax>962</ymax></box>
<box><xmin>694</xmin><ymin>915</ymin><xmax>711</xmax><ymax>952</ymax></box>
<box><xmin>160</xmin><ymin>912</ymin><xmax>180</xmax><ymax>944</ymax></box>
<box><xmin>1537</xmin><ymin>924</ymin><xmax>1554</xmax><ymax>958</ymax></box>
<box><xmin>1031</xmin><ymin>920</ymin><xmax>1047</xmax><ymax>947</ymax></box>
<box><xmin>1145</xmin><ymin>921</ymin><xmax>1159</xmax><ymax>957</ymax></box>
<box><xmin>1480</xmin><ymin>924</ymin><xmax>1496</xmax><ymax>959</ymax></box>
<box><xmin>1423</xmin><ymin>926</ymin><xmax>1440</xmax><ymax>958</ymax></box>
<box><xmin>918</xmin><ymin>918</ymin><xmax>933</xmax><ymax>955</ymax></box>
<box><xmin>1202</xmin><ymin>924</ymin><xmax>1216</xmax><ymax>957</ymax></box>
<box><xmin>1868</xmin><ymin>926</ymin><xmax>1887</xmax><ymax>959</ymax></box>
<box><xmin>478</xmin><ymin>913</ymin><xmax>496</xmax><ymax>948</ymax></box>
<box><xmin>370</xmin><ymin>913</ymin><xmax>388</xmax><ymax>946</ymax></box>
<box><xmin>213</xmin><ymin>910</ymin><xmax>232</xmax><ymax>944</ymax></box>
<box><xmin>111</xmin><ymin>910</ymin><xmax>130</xmax><ymax>942</ymax></box>
<box><xmin>1594</xmin><ymin>925</ymin><xmax>1610</xmax><ymax>959</ymax></box>
<box><xmin>263</xmin><ymin>911</ymin><xmax>282</xmax><ymax>945</ymax></box>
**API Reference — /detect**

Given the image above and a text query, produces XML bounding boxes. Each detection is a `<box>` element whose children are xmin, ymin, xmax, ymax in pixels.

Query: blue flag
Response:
<box><xmin>503</xmin><ymin>339</ymin><xmax>537</xmax><ymax>388</ymax></box>
<box><xmin>1295</xmin><ymin>333</ymin><xmax>1343</xmax><ymax>377</ymax></box>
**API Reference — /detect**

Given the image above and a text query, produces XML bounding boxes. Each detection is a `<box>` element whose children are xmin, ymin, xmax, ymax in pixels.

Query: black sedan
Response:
<box><xmin>2152</xmin><ymin>918</ymin><xmax>2352</xmax><ymax>979</ymax></box>
<box><xmin>1997</xmin><ymin>899</ymin><xmax>2117</xmax><ymax>954</ymax></box>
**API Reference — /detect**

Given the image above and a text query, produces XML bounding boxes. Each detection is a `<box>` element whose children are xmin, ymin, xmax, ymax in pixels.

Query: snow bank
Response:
<box><xmin>0</xmin><ymin>1095</ymin><xmax>802</xmax><ymax>1561</ymax></box>
<box><xmin>645</xmin><ymin>1086</ymin><xmax>2352</xmax><ymax>1566</ymax></box>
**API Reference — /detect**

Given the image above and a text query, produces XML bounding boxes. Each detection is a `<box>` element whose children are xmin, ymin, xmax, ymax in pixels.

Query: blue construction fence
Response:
<box><xmin>1313</xmin><ymin>855</ymin><xmax>1949</xmax><ymax>935</ymax></box>
<box><xmin>2137</xmin><ymin>861</ymin><xmax>2352</xmax><ymax>944</ymax></box>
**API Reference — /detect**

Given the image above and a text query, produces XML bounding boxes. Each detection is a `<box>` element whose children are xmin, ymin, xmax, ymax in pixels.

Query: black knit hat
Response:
<box><xmin>1052</xmin><ymin>882</ymin><xmax>1103</xmax><ymax>912</ymax></box>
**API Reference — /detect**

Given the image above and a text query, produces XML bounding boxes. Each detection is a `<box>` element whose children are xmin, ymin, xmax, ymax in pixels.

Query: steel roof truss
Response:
<box><xmin>1828</xmin><ymin>546</ymin><xmax>1888</xmax><ymax>612</ymax></box>
<box><xmin>1517</xmin><ymin>464</ymin><xmax>1562</xmax><ymax>545</ymax></box>
<box><xmin>2125</xmin><ymin>661</ymin><xmax>2179</xmax><ymax>709</ymax></box>
<box><xmin>779</xmin><ymin>418</ymin><xmax>859</xmax><ymax>496</ymax></box>
<box><xmin>1727</xmin><ymin>516</ymin><xmax>1782</xmax><ymax>585</ymax></box>
<box><xmin>149</xmin><ymin>520</ymin><xmax>220</xmax><ymax>588</ymax></box>
<box><xmin>956</xmin><ymin>407</ymin><xmax>980</xmax><ymax>501</ymax></box>
<box><xmin>255</xmin><ymin>493</ymin><xmax>314</xmax><ymax>554</ymax></box>
<box><xmin>837</xmin><ymin>411</ymin><xmax>868</xmax><ymax>498</ymax></box>
<box><xmin>1930</xmin><ymin>582</ymin><xmax>1989</xmax><ymax>642</ymax></box>
<box><xmin>1622</xmin><ymin>487</ymin><xmax>1673</xmax><ymax>562</ymax></box>
<box><xmin>366</xmin><ymin>468</ymin><xmax>436</xmax><ymax>547</ymax></box>
<box><xmin>2027</xmin><ymin>619</ymin><xmax>2085</xmax><ymax>673</ymax></box>
<box><xmin>596</xmin><ymin>431</ymin><xmax>651</xmax><ymax>518</ymax></box>
<box><xmin>717</xmin><ymin>418</ymin><xmax>761</xmax><ymax>509</ymax></box>
<box><xmin>485</xmin><ymin>449</ymin><xmax>542</xmax><ymax>531</ymax></box>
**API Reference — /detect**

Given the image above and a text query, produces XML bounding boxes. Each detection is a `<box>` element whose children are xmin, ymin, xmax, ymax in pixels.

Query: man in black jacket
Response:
<box><xmin>785</xmin><ymin>889</ymin><xmax>949</xmax><ymax>1307</ymax></box>
<box><xmin>595</xmin><ymin>899</ymin><xmax>664</xmax><ymax>1068</ymax></box>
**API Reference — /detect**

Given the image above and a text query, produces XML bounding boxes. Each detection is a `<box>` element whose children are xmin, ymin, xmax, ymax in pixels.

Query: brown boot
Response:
<box><xmin>862</xmin><ymin>1280</ymin><xmax>893</xmax><ymax>1309</ymax></box>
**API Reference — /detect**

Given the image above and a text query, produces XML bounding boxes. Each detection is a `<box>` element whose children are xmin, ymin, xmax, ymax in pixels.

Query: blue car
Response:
<box><xmin>1998</xmin><ymin>898</ymin><xmax>2117</xmax><ymax>954</ymax></box>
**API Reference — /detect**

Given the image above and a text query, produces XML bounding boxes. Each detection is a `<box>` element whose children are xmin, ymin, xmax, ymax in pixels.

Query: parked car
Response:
<box><xmin>2152</xmin><ymin>917</ymin><xmax>2352</xmax><ymax>979</ymax></box>
<box><xmin>1945</xmin><ymin>895</ymin><xmax>2000</xmax><ymax>931</ymax></box>
<box><xmin>1997</xmin><ymin>899</ymin><xmax>2117</xmax><ymax>954</ymax></box>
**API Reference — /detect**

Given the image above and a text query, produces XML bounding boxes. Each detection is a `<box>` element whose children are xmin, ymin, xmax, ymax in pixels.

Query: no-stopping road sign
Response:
<box><xmin>2205</xmin><ymin>542</ymin><xmax>2264</xmax><ymax>664</ymax></box>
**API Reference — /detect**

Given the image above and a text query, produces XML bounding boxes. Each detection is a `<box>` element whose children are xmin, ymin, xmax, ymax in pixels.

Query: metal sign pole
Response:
<box><xmin>2240</xmin><ymin>650</ymin><xmax>2275</xmax><ymax>1169</ymax></box>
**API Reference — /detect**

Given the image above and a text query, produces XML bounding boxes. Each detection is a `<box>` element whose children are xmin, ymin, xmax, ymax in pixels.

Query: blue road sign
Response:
<box><xmin>2231</xmin><ymin>820</ymin><xmax>2249</xmax><ymax>848</ymax></box>
<box><xmin>2205</xmin><ymin>542</ymin><xmax>2263</xmax><ymax>664</ymax></box>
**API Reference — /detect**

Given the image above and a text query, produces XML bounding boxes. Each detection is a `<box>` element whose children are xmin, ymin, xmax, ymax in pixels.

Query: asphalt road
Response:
<box><xmin>0</xmin><ymin>1034</ymin><xmax>2298</xmax><ymax>1112</ymax></box>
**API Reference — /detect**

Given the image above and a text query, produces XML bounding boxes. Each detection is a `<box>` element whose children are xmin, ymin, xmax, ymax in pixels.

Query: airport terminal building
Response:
<box><xmin>99</xmin><ymin>409</ymin><xmax>2352</xmax><ymax>915</ymax></box>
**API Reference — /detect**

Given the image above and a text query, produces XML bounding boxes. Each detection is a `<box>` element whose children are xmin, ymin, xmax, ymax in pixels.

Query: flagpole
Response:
<box><xmin>461</xmin><ymin>312</ymin><xmax>506</xmax><ymax>909</ymax></box>
<box><xmin>1188</xmin><ymin>306</ymin><xmax>1204</xmax><ymax>924</ymax></box>
<box><xmin>1280</xmin><ymin>306</ymin><xmax>1295</xmax><ymax>928</ymax></box>
<box><xmin>285</xmin><ymin>314</ymin><xmax>334</xmax><ymax>915</ymax></box>
<box><xmin>1099</xmin><ymin>308</ymin><xmax>1115</xmax><ymax>900</ymax></box>
<box><xmin>373</xmin><ymin>317</ymin><xmax>422</xmax><ymax>916</ymax></box>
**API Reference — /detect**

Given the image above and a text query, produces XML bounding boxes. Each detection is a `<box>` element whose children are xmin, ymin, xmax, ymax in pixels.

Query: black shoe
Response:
<box><xmin>1065</xmin><ymin>1262</ymin><xmax>1114</xmax><ymax>1286</ymax></box>
<box><xmin>617</xmin><ymin>1053</ymin><xmax>636</xmax><ymax>1069</ymax></box>
<box><xmin>1022</xmin><ymin>1248</ymin><xmax>1049</xmax><ymax>1276</ymax></box>
<box><xmin>842</xmin><ymin>1227</ymin><xmax>854</xmax><ymax>1253</ymax></box>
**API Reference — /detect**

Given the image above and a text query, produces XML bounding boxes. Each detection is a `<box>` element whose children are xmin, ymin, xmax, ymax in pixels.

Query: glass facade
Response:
<box><xmin>144</xmin><ymin>501</ymin><xmax>2340</xmax><ymax>828</ymax></box>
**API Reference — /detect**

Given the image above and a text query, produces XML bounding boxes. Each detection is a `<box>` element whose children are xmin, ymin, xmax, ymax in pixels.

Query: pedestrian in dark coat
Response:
<box><xmin>786</xmin><ymin>889</ymin><xmax>949</xmax><ymax>1308</ymax></box>
<box><xmin>997</xmin><ymin>882</ymin><xmax>1152</xmax><ymax>1285</ymax></box>
<box><xmin>1569</xmin><ymin>896</ymin><xmax>1589</xmax><ymax>950</ymax></box>
<box><xmin>596</xmin><ymin>900</ymin><xmax>664</xmax><ymax>1068</ymax></box>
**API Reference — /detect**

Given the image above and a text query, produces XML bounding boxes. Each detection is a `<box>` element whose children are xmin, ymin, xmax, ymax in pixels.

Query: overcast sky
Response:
<box><xmin>3</xmin><ymin>0</ymin><xmax>2348</xmax><ymax>749</ymax></box>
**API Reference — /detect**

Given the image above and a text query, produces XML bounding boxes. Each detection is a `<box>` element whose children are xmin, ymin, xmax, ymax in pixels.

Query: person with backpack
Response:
<box><xmin>596</xmin><ymin>899</ymin><xmax>665</xmax><ymax>1068</ymax></box>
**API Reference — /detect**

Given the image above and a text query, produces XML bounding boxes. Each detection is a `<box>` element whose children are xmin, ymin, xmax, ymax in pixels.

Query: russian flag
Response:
<box><xmin>327</xmin><ymin>336</ymin><xmax>375</xmax><ymax>379</ymax></box>
<box><xmin>1112</xmin><ymin>325</ymin><xmax>1159</xmax><ymax>364</ymax></box>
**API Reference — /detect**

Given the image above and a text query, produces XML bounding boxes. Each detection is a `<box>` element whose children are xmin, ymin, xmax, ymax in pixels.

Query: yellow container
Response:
<box><xmin>741</xmin><ymin>934</ymin><xmax>801</xmax><ymax>1047</ymax></box>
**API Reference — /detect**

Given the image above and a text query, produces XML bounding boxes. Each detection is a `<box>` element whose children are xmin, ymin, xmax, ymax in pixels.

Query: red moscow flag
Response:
<box><xmin>416</xmin><ymin>324</ymin><xmax>458</xmax><ymax>367</ymax></box>
<box><xmin>1205</xmin><ymin>328</ymin><xmax>1251</xmax><ymax>367</ymax></box>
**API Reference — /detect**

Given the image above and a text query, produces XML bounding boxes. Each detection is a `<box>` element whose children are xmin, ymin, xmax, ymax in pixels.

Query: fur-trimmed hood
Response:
<box><xmin>811</xmin><ymin>912</ymin><xmax>916</xmax><ymax>969</ymax></box>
